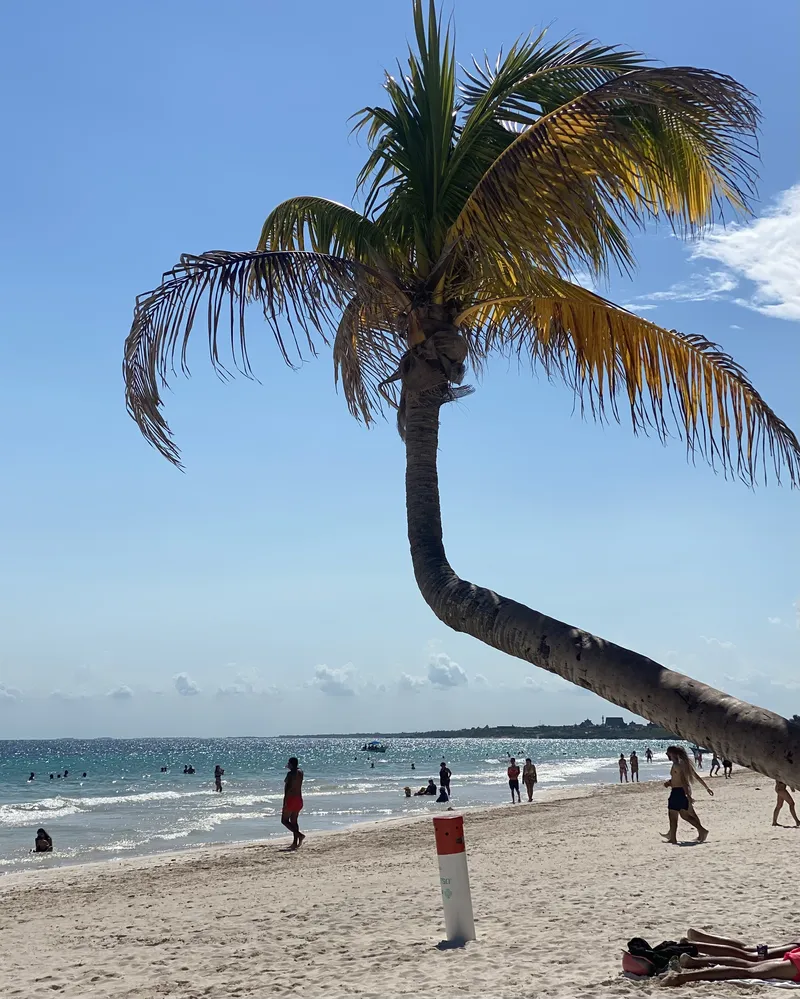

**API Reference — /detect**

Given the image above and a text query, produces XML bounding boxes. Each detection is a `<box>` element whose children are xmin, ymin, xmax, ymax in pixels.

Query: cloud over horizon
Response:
<box><xmin>428</xmin><ymin>653</ymin><xmax>468</xmax><ymax>688</ymax></box>
<box><xmin>311</xmin><ymin>664</ymin><xmax>357</xmax><ymax>697</ymax></box>
<box><xmin>174</xmin><ymin>673</ymin><xmax>200</xmax><ymax>697</ymax></box>
<box><xmin>108</xmin><ymin>685</ymin><xmax>134</xmax><ymax>700</ymax></box>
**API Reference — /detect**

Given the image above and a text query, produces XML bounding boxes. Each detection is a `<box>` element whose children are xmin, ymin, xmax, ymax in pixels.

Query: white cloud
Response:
<box><xmin>730</xmin><ymin>324</ymin><xmax>743</xmax><ymax>330</ymax></box>
<box><xmin>621</xmin><ymin>303</ymin><xmax>658</xmax><ymax>313</ymax></box>
<box><xmin>108</xmin><ymin>684</ymin><xmax>134</xmax><ymax>700</ymax></box>
<box><xmin>639</xmin><ymin>270</ymin><xmax>737</xmax><ymax>304</ymax></box>
<box><xmin>691</xmin><ymin>184</ymin><xmax>800</xmax><ymax>321</ymax></box>
<box><xmin>473</xmin><ymin>673</ymin><xmax>489</xmax><ymax>687</ymax></box>
<box><xmin>571</xmin><ymin>269</ymin><xmax>597</xmax><ymax>291</ymax></box>
<box><xmin>523</xmin><ymin>675</ymin><xmax>544</xmax><ymax>691</ymax></box>
<box><xmin>311</xmin><ymin>664</ymin><xmax>356</xmax><ymax>697</ymax></box>
<box><xmin>700</xmin><ymin>635</ymin><xmax>736</xmax><ymax>650</ymax></box>
<box><xmin>767</xmin><ymin>617</ymin><xmax>782</xmax><ymax>626</ymax></box>
<box><xmin>398</xmin><ymin>672</ymin><xmax>427</xmax><ymax>693</ymax></box>
<box><xmin>427</xmin><ymin>652</ymin><xmax>468</xmax><ymax>688</ymax></box>
<box><xmin>174</xmin><ymin>673</ymin><xmax>200</xmax><ymax>697</ymax></box>
<box><xmin>0</xmin><ymin>683</ymin><xmax>20</xmax><ymax>702</ymax></box>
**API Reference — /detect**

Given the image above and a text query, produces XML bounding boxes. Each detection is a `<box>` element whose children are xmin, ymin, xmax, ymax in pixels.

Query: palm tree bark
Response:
<box><xmin>404</xmin><ymin>390</ymin><xmax>800</xmax><ymax>785</ymax></box>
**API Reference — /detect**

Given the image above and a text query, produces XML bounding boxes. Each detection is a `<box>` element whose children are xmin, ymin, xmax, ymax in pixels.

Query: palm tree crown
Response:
<box><xmin>125</xmin><ymin>0</ymin><xmax>800</xmax><ymax>485</ymax></box>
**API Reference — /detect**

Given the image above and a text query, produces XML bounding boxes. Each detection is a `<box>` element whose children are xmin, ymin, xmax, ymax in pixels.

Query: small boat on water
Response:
<box><xmin>361</xmin><ymin>740</ymin><xmax>387</xmax><ymax>753</ymax></box>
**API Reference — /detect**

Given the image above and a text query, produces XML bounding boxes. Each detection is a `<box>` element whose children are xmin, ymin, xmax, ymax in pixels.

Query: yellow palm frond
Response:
<box><xmin>443</xmin><ymin>66</ymin><xmax>758</xmax><ymax>281</ymax></box>
<box><xmin>463</xmin><ymin>285</ymin><xmax>800</xmax><ymax>486</ymax></box>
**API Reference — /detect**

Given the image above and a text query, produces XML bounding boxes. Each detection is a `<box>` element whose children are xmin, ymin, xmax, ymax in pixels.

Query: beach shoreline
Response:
<box><xmin>2</xmin><ymin>769</ymin><xmax>794</xmax><ymax>998</ymax></box>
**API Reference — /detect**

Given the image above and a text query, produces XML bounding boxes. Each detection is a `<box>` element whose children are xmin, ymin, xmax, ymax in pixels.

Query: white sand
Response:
<box><xmin>1</xmin><ymin>769</ymin><xmax>796</xmax><ymax>998</ymax></box>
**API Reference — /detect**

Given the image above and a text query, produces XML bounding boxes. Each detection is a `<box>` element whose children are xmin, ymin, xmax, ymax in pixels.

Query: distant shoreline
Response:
<box><xmin>286</xmin><ymin>723</ymin><xmax>678</xmax><ymax>741</ymax></box>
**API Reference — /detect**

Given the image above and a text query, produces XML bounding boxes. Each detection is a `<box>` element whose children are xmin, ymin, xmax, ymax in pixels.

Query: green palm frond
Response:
<box><xmin>125</xmin><ymin>250</ymin><xmax>398</xmax><ymax>465</ymax></box>
<box><xmin>352</xmin><ymin>0</ymin><xmax>458</xmax><ymax>272</ymax></box>
<box><xmin>463</xmin><ymin>284</ymin><xmax>800</xmax><ymax>486</ymax></box>
<box><xmin>257</xmin><ymin>197</ymin><xmax>406</xmax><ymax>272</ymax></box>
<box><xmin>444</xmin><ymin>66</ymin><xmax>759</xmax><ymax>282</ymax></box>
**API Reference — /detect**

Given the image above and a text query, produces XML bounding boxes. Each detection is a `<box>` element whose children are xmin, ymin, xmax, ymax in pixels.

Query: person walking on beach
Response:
<box><xmin>522</xmin><ymin>758</ymin><xmax>537</xmax><ymax>801</ymax></box>
<box><xmin>439</xmin><ymin>760</ymin><xmax>451</xmax><ymax>795</ymax></box>
<box><xmin>773</xmin><ymin>780</ymin><xmax>800</xmax><ymax>827</ymax></box>
<box><xmin>281</xmin><ymin>757</ymin><xmax>305</xmax><ymax>849</ymax></box>
<box><xmin>709</xmin><ymin>753</ymin><xmax>721</xmax><ymax>776</ymax></box>
<box><xmin>630</xmin><ymin>751</ymin><xmax>639</xmax><ymax>782</ymax></box>
<box><xmin>663</xmin><ymin>745</ymin><xmax>713</xmax><ymax>844</ymax></box>
<box><xmin>507</xmin><ymin>758</ymin><xmax>521</xmax><ymax>803</ymax></box>
<box><xmin>214</xmin><ymin>764</ymin><xmax>224</xmax><ymax>792</ymax></box>
<box><xmin>723</xmin><ymin>758</ymin><xmax>733</xmax><ymax>778</ymax></box>
<box><xmin>645</xmin><ymin>747</ymin><xmax>653</xmax><ymax>763</ymax></box>
<box><xmin>618</xmin><ymin>753</ymin><xmax>629</xmax><ymax>783</ymax></box>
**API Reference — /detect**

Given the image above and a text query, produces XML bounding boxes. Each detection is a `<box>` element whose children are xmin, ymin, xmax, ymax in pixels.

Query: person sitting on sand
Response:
<box><xmin>663</xmin><ymin>745</ymin><xmax>713</xmax><ymax>844</ymax></box>
<box><xmin>663</xmin><ymin>947</ymin><xmax>800</xmax><ymax>986</ymax></box>
<box><xmin>507</xmin><ymin>758</ymin><xmax>521</xmax><ymax>803</ymax></box>
<box><xmin>281</xmin><ymin>757</ymin><xmax>305</xmax><ymax>849</ymax></box>
<box><xmin>34</xmin><ymin>828</ymin><xmax>53</xmax><ymax>853</ymax></box>
<box><xmin>773</xmin><ymin>780</ymin><xmax>800</xmax><ymax>827</ymax></box>
<box><xmin>436</xmin><ymin>785</ymin><xmax>449</xmax><ymax>803</ymax></box>
<box><xmin>630</xmin><ymin>751</ymin><xmax>639</xmax><ymax>783</ymax></box>
<box><xmin>723</xmin><ymin>758</ymin><xmax>733</xmax><ymax>778</ymax></box>
<box><xmin>618</xmin><ymin>753</ymin><xmax>629</xmax><ymax>783</ymax></box>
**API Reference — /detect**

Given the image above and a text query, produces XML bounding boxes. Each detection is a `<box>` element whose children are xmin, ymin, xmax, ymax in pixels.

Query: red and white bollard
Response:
<box><xmin>433</xmin><ymin>815</ymin><xmax>476</xmax><ymax>943</ymax></box>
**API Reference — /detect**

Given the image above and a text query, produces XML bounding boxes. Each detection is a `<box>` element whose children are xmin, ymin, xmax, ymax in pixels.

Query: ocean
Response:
<box><xmin>0</xmin><ymin>737</ymin><xmax>678</xmax><ymax>873</ymax></box>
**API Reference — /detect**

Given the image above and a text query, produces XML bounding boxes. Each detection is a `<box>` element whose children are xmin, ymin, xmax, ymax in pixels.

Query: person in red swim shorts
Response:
<box><xmin>281</xmin><ymin>757</ymin><xmax>305</xmax><ymax>849</ymax></box>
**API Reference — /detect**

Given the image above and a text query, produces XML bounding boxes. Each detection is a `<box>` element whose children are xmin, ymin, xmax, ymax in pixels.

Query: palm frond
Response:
<box><xmin>464</xmin><ymin>284</ymin><xmax>800</xmax><ymax>486</ymax></box>
<box><xmin>333</xmin><ymin>298</ymin><xmax>405</xmax><ymax>424</ymax></box>
<box><xmin>257</xmin><ymin>197</ymin><xmax>406</xmax><ymax>273</ymax></box>
<box><xmin>444</xmin><ymin>66</ymin><xmax>759</xmax><ymax>282</ymax></box>
<box><xmin>351</xmin><ymin>0</ymin><xmax>458</xmax><ymax>271</ymax></box>
<box><xmin>125</xmin><ymin>250</ymin><xmax>398</xmax><ymax>465</ymax></box>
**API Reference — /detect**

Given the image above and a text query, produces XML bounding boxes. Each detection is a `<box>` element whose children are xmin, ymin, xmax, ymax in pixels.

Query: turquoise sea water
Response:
<box><xmin>0</xmin><ymin>737</ymin><xmax>678</xmax><ymax>872</ymax></box>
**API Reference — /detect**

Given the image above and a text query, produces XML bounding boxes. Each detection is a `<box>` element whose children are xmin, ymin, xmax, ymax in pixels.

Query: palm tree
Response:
<box><xmin>125</xmin><ymin>1</ymin><xmax>800</xmax><ymax>782</ymax></box>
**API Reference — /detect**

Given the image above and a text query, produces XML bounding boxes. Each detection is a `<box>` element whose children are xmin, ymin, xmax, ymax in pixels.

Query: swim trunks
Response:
<box><xmin>668</xmin><ymin>788</ymin><xmax>690</xmax><ymax>811</ymax></box>
<box><xmin>509</xmin><ymin>779</ymin><xmax>520</xmax><ymax>793</ymax></box>
<box><xmin>283</xmin><ymin>796</ymin><xmax>303</xmax><ymax>815</ymax></box>
<box><xmin>784</xmin><ymin>948</ymin><xmax>800</xmax><ymax>982</ymax></box>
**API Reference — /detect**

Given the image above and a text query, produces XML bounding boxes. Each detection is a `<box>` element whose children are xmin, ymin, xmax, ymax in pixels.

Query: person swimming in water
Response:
<box><xmin>663</xmin><ymin>745</ymin><xmax>713</xmax><ymax>844</ymax></box>
<box><xmin>34</xmin><ymin>828</ymin><xmax>53</xmax><ymax>853</ymax></box>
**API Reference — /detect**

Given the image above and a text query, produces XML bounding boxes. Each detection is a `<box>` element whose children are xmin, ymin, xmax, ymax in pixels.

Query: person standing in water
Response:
<box><xmin>281</xmin><ymin>757</ymin><xmax>305</xmax><ymax>849</ymax></box>
<box><xmin>645</xmin><ymin>747</ymin><xmax>653</xmax><ymax>763</ymax></box>
<box><xmin>522</xmin><ymin>758</ymin><xmax>537</xmax><ymax>801</ymax></box>
<box><xmin>663</xmin><ymin>745</ymin><xmax>713</xmax><ymax>844</ymax></box>
<box><xmin>439</xmin><ymin>760</ymin><xmax>451</xmax><ymax>796</ymax></box>
<box><xmin>630</xmin><ymin>751</ymin><xmax>639</xmax><ymax>782</ymax></box>
<box><xmin>773</xmin><ymin>781</ymin><xmax>800</xmax><ymax>827</ymax></box>
<box><xmin>214</xmin><ymin>764</ymin><xmax>224</xmax><ymax>792</ymax></box>
<box><xmin>507</xmin><ymin>758</ymin><xmax>521</xmax><ymax>803</ymax></box>
<box><xmin>618</xmin><ymin>753</ymin><xmax>629</xmax><ymax>783</ymax></box>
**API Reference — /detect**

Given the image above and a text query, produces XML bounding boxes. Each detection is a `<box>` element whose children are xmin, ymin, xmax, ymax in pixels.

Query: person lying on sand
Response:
<box><xmin>663</xmin><ymin>947</ymin><xmax>800</xmax><ymax>985</ymax></box>
<box><xmin>682</xmin><ymin>927</ymin><xmax>800</xmax><ymax>961</ymax></box>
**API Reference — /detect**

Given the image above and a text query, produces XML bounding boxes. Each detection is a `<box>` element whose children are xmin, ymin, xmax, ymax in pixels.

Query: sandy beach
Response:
<box><xmin>1</xmin><ymin>769</ymin><xmax>796</xmax><ymax>998</ymax></box>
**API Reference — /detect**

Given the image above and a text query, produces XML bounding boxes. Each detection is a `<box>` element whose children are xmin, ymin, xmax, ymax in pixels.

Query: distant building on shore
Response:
<box><xmin>604</xmin><ymin>716</ymin><xmax>625</xmax><ymax>728</ymax></box>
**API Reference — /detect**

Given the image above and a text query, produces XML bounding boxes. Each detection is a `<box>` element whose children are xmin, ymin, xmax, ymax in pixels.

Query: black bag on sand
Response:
<box><xmin>626</xmin><ymin>938</ymin><xmax>698</xmax><ymax>976</ymax></box>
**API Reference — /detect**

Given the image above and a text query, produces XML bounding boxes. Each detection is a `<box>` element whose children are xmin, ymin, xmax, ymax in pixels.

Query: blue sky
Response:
<box><xmin>0</xmin><ymin>0</ymin><xmax>797</xmax><ymax>738</ymax></box>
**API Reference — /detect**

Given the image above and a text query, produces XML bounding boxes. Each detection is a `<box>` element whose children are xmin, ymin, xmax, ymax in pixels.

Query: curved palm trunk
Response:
<box><xmin>404</xmin><ymin>392</ymin><xmax>800</xmax><ymax>785</ymax></box>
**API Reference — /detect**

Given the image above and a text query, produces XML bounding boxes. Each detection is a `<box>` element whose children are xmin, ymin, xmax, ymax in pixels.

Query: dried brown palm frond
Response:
<box><xmin>125</xmin><ymin>249</ymin><xmax>400</xmax><ymax>466</ymax></box>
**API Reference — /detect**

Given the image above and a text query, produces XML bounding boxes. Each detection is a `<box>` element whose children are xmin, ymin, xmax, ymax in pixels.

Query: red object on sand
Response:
<box><xmin>433</xmin><ymin>815</ymin><xmax>465</xmax><ymax>856</ymax></box>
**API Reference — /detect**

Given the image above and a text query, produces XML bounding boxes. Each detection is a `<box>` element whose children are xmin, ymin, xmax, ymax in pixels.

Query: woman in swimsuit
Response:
<box><xmin>773</xmin><ymin>780</ymin><xmax>800</xmax><ymax>827</ymax></box>
<box><xmin>663</xmin><ymin>745</ymin><xmax>713</xmax><ymax>844</ymax></box>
